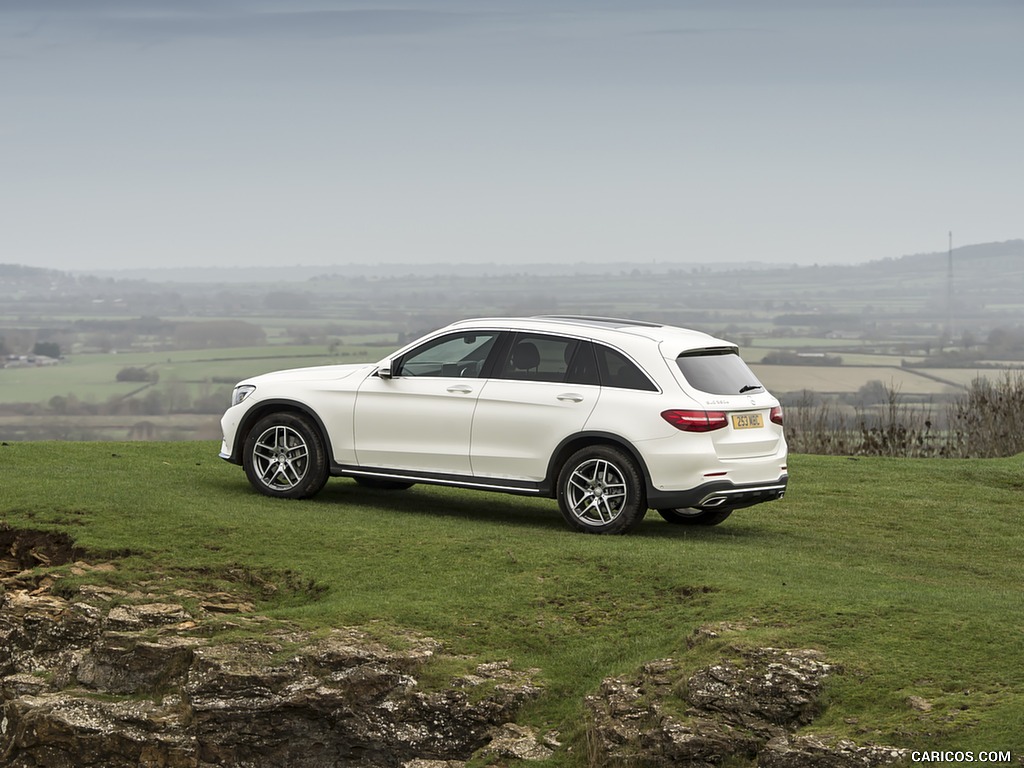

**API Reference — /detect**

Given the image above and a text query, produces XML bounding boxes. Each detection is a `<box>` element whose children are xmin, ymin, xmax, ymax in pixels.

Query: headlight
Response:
<box><xmin>231</xmin><ymin>384</ymin><xmax>256</xmax><ymax>407</ymax></box>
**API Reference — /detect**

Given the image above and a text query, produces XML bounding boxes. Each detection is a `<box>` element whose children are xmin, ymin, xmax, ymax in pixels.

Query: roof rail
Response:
<box><xmin>532</xmin><ymin>315</ymin><xmax>663</xmax><ymax>328</ymax></box>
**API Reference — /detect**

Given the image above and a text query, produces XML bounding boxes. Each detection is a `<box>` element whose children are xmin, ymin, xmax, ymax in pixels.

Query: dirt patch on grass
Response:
<box><xmin>0</xmin><ymin>524</ymin><xmax>86</xmax><ymax>575</ymax></box>
<box><xmin>0</xmin><ymin>524</ymin><xmax>327</xmax><ymax>613</ymax></box>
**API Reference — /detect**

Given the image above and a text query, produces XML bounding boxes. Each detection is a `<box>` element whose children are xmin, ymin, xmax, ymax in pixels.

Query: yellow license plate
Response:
<box><xmin>732</xmin><ymin>413</ymin><xmax>764</xmax><ymax>430</ymax></box>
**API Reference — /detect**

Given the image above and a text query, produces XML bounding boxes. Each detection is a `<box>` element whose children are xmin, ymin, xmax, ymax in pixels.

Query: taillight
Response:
<box><xmin>661</xmin><ymin>409</ymin><xmax>728</xmax><ymax>433</ymax></box>
<box><xmin>770</xmin><ymin>405</ymin><xmax>784</xmax><ymax>426</ymax></box>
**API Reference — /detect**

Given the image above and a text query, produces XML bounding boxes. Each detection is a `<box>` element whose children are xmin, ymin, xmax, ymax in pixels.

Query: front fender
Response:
<box><xmin>223</xmin><ymin>399</ymin><xmax>337</xmax><ymax>467</ymax></box>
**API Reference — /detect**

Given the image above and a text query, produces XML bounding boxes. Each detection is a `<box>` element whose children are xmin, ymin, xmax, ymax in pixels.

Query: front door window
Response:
<box><xmin>397</xmin><ymin>332</ymin><xmax>499</xmax><ymax>378</ymax></box>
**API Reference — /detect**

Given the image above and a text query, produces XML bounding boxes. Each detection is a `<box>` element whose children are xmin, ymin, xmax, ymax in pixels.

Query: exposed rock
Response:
<box><xmin>104</xmin><ymin>602</ymin><xmax>192</xmax><ymax>631</ymax></box>
<box><xmin>1</xmin><ymin>693</ymin><xmax>196</xmax><ymax>768</ymax></box>
<box><xmin>685</xmin><ymin>647</ymin><xmax>833</xmax><ymax>734</ymax></box>
<box><xmin>0</xmin><ymin>530</ymin><xmax>544</xmax><ymax>768</ymax></box>
<box><xmin>907</xmin><ymin>695</ymin><xmax>933</xmax><ymax>713</ymax></box>
<box><xmin>74</xmin><ymin>634</ymin><xmax>201</xmax><ymax>694</ymax></box>
<box><xmin>760</xmin><ymin>734</ymin><xmax>910</xmax><ymax>767</ymax></box>
<box><xmin>480</xmin><ymin>723</ymin><xmax>555</xmax><ymax>762</ymax></box>
<box><xmin>585</xmin><ymin>642</ymin><xmax>906</xmax><ymax>768</ymax></box>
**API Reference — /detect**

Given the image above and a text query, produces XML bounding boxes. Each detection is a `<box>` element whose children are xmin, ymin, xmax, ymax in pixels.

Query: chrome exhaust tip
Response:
<box><xmin>699</xmin><ymin>495</ymin><xmax>728</xmax><ymax>508</ymax></box>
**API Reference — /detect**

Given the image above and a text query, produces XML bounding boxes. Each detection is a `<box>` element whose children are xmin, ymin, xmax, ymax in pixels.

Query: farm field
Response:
<box><xmin>750</xmin><ymin>365</ymin><xmax>995</xmax><ymax>396</ymax></box>
<box><xmin>0</xmin><ymin>344</ymin><xmax>394</xmax><ymax>405</ymax></box>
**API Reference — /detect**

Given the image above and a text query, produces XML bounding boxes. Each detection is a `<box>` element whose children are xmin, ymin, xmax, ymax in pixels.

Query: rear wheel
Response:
<box><xmin>656</xmin><ymin>507</ymin><xmax>733</xmax><ymax>526</ymax></box>
<box><xmin>243</xmin><ymin>413</ymin><xmax>329</xmax><ymax>499</ymax></box>
<box><xmin>557</xmin><ymin>445</ymin><xmax>647</xmax><ymax>534</ymax></box>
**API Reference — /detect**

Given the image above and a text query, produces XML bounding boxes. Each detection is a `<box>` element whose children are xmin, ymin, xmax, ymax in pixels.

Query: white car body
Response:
<box><xmin>220</xmin><ymin>316</ymin><xmax>788</xmax><ymax>534</ymax></box>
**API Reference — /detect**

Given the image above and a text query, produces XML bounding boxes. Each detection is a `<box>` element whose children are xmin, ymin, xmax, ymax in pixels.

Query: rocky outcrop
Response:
<box><xmin>0</xmin><ymin>530</ymin><xmax>543</xmax><ymax>768</ymax></box>
<box><xmin>760</xmin><ymin>735</ymin><xmax>910</xmax><ymax>768</ymax></box>
<box><xmin>1</xmin><ymin>594</ymin><xmax>542</xmax><ymax>768</ymax></box>
<box><xmin>584</xmin><ymin>634</ymin><xmax>908</xmax><ymax>768</ymax></box>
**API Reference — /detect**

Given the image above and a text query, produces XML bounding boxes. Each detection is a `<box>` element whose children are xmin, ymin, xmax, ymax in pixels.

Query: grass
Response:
<box><xmin>2</xmin><ymin>442</ymin><xmax>1023</xmax><ymax>762</ymax></box>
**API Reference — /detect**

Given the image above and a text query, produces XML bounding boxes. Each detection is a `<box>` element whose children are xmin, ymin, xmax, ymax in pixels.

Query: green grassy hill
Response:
<box><xmin>2</xmin><ymin>442</ymin><xmax>1022</xmax><ymax>762</ymax></box>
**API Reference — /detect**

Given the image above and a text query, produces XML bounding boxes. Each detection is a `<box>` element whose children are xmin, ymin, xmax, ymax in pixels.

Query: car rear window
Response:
<box><xmin>676</xmin><ymin>348</ymin><xmax>765</xmax><ymax>396</ymax></box>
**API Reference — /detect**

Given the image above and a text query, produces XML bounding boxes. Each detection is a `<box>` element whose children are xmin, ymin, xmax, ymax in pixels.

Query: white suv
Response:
<box><xmin>220</xmin><ymin>316</ymin><xmax>787</xmax><ymax>534</ymax></box>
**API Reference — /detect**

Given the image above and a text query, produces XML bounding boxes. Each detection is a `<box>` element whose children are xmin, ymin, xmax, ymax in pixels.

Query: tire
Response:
<box><xmin>353</xmin><ymin>477</ymin><xmax>416</xmax><ymax>491</ymax></box>
<box><xmin>656</xmin><ymin>507</ymin><xmax>733</xmax><ymax>526</ymax></box>
<box><xmin>557</xmin><ymin>445</ymin><xmax>647</xmax><ymax>534</ymax></box>
<box><xmin>243</xmin><ymin>413</ymin><xmax>329</xmax><ymax>499</ymax></box>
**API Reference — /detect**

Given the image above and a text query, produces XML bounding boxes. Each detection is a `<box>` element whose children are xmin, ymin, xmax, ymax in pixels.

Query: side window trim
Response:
<box><xmin>565</xmin><ymin>339</ymin><xmax>601</xmax><ymax>387</ymax></box>
<box><xmin>478</xmin><ymin>331</ymin><xmax>514</xmax><ymax>379</ymax></box>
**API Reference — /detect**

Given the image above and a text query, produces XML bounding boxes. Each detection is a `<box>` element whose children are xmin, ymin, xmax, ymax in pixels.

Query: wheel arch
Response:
<box><xmin>545</xmin><ymin>431</ymin><xmax>652</xmax><ymax>500</ymax></box>
<box><xmin>230</xmin><ymin>399</ymin><xmax>334</xmax><ymax>466</ymax></box>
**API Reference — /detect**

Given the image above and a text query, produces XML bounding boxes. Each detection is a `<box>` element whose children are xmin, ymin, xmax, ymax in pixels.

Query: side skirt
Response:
<box><xmin>331</xmin><ymin>464</ymin><xmax>549</xmax><ymax>497</ymax></box>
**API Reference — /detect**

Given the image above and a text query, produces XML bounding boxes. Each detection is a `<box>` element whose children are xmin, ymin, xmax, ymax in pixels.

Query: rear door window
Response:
<box><xmin>495</xmin><ymin>333</ymin><xmax>579</xmax><ymax>382</ymax></box>
<box><xmin>676</xmin><ymin>348</ymin><xmax>764</xmax><ymax>396</ymax></box>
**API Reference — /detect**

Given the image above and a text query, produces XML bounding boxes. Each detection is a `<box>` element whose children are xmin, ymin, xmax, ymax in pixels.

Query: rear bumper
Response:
<box><xmin>647</xmin><ymin>475</ymin><xmax>788</xmax><ymax>511</ymax></box>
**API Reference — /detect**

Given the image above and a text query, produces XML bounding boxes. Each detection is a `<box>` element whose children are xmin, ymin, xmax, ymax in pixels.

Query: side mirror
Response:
<box><xmin>377</xmin><ymin>366</ymin><xmax>393</xmax><ymax>380</ymax></box>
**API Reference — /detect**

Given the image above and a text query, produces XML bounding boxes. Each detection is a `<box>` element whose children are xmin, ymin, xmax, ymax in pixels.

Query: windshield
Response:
<box><xmin>675</xmin><ymin>348</ymin><xmax>765</xmax><ymax>396</ymax></box>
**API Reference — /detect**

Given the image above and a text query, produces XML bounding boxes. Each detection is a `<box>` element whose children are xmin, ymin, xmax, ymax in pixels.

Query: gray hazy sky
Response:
<box><xmin>3</xmin><ymin>0</ymin><xmax>1022</xmax><ymax>272</ymax></box>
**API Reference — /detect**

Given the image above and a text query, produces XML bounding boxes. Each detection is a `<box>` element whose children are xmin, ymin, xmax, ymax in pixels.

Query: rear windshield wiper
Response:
<box><xmin>739</xmin><ymin>384</ymin><xmax>764</xmax><ymax>393</ymax></box>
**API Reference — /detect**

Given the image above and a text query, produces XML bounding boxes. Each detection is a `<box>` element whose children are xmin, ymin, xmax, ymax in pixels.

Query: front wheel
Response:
<box><xmin>243</xmin><ymin>413</ymin><xmax>329</xmax><ymax>499</ymax></box>
<box><xmin>656</xmin><ymin>507</ymin><xmax>733</xmax><ymax>526</ymax></box>
<box><xmin>557</xmin><ymin>446</ymin><xmax>647</xmax><ymax>534</ymax></box>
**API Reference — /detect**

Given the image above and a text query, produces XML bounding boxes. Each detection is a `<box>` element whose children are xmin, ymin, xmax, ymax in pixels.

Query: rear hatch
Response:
<box><xmin>669</xmin><ymin>346</ymin><xmax>784</xmax><ymax>459</ymax></box>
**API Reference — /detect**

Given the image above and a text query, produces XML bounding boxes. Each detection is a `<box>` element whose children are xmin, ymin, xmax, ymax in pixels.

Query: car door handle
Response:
<box><xmin>557</xmin><ymin>392</ymin><xmax>585</xmax><ymax>403</ymax></box>
<box><xmin>447</xmin><ymin>384</ymin><xmax>474</xmax><ymax>394</ymax></box>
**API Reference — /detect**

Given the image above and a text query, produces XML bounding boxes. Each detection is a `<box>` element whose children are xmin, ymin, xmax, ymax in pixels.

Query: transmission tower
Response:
<box><xmin>946</xmin><ymin>231</ymin><xmax>953</xmax><ymax>346</ymax></box>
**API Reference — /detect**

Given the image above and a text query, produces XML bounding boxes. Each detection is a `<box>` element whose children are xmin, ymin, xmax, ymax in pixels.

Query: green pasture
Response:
<box><xmin>1</xmin><ymin>359</ymin><xmax>146</xmax><ymax>403</ymax></box>
<box><xmin>2</xmin><ymin>443</ymin><xmax>1022</xmax><ymax>762</ymax></box>
<box><xmin>0</xmin><ymin>344</ymin><xmax>393</xmax><ymax>405</ymax></box>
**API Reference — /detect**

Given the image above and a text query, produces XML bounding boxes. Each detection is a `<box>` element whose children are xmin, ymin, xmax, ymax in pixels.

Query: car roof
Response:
<box><xmin>443</xmin><ymin>315</ymin><xmax>734</xmax><ymax>356</ymax></box>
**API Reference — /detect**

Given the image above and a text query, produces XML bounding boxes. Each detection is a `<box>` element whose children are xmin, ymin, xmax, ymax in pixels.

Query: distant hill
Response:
<box><xmin>72</xmin><ymin>260</ymin><xmax>786</xmax><ymax>284</ymax></box>
<box><xmin>861</xmin><ymin>239</ymin><xmax>1024</xmax><ymax>276</ymax></box>
<box><xmin>4</xmin><ymin>239</ymin><xmax>1022</xmax><ymax>286</ymax></box>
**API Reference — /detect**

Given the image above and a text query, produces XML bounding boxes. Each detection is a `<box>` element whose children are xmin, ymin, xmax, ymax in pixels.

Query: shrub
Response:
<box><xmin>116</xmin><ymin>366</ymin><xmax>158</xmax><ymax>383</ymax></box>
<box><xmin>786</xmin><ymin>373</ymin><xmax>1024</xmax><ymax>459</ymax></box>
<box><xmin>32</xmin><ymin>341</ymin><xmax>61</xmax><ymax>358</ymax></box>
<box><xmin>947</xmin><ymin>372</ymin><xmax>1024</xmax><ymax>458</ymax></box>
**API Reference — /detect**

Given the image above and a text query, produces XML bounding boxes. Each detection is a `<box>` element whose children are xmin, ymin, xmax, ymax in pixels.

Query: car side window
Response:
<box><xmin>594</xmin><ymin>344</ymin><xmax>658</xmax><ymax>391</ymax></box>
<box><xmin>495</xmin><ymin>333</ymin><xmax>580</xmax><ymax>383</ymax></box>
<box><xmin>395</xmin><ymin>332</ymin><xmax>499</xmax><ymax>377</ymax></box>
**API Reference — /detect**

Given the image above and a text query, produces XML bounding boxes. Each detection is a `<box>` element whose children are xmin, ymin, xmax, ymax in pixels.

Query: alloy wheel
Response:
<box><xmin>565</xmin><ymin>457</ymin><xmax>629</xmax><ymax>525</ymax></box>
<box><xmin>251</xmin><ymin>424</ymin><xmax>310</xmax><ymax>492</ymax></box>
